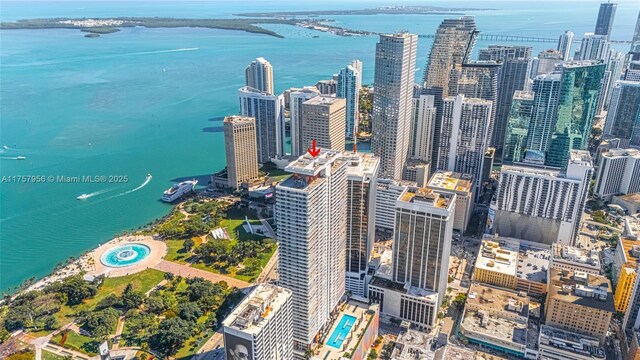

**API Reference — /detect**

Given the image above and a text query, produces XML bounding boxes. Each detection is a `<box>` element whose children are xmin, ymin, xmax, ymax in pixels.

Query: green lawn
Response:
<box><xmin>55</xmin><ymin>269</ymin><xmax>166</xmax><ymax>324</ymax></box>
<box><xmin>261</xmin><ymin>164</ymin><xmax>291</xmax><ymax>182</ymax></box>
<box><xmin>41</xmin><ymin>350</ymin><xmax>67</xmax><ymax>360</ymax></box>
<box><xmin>191</xmin><ymin>241</ymin><xmax>277</xmax><ymax>282</ymax></box>
<box><xmin>51</xmin><ymin>331</ymin><xmax>97</xmax><ymax>355</ymax></box>
<box><xmin>165</xmin><ymin>238</ymin><xmax>202</xmax><ymax>264</ymax></box>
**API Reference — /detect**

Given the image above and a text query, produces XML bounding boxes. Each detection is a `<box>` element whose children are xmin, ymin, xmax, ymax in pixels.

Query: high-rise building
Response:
<box><xmin>222</xmin><ymin>284</ymin><xmax>293</xmax><ymax>360</ymax></box>
<box><xmin>503</xmin><ymin>91</ymin><xmax>534</xmax><ymax>164</ymax></box>
<box><xmin>337</xmin><ymin>60</ymin><xmax>362</xmax><ymax>140</ymax></box>
<box><xmin>576</xmin><ymin>33</ymin><xmax>609</xmax><ymax>61</ymax></box>
<box><xmin>238</xmin><ymin>86</ymin><xmax>285</xmax><ymax>163</ymax></box>
<box><xmin>423</xmin><ymin>17</ymin><xmax>478</xmax><ymax>164</ymax></box>
<box><xmin>369</xmin><ymin>187</ymin><xmax>455</xmax><ymax>330</ymax></box>
<box><xmin>530</xmin><ymin>49</ymin><xmax>563</xmax><ymax>78</ymax></box>
<box><xmin>275</xmin><ymin>150</ymin><xmax>347</xmax><ymax>357</ymax></box>
<box><xmin>491</xmin><ymin>150</ymin><xmax>593</xmax><ymax>245</ymax></box>
<box><xmin>631</xmin><ymin>11</ymin><xmax>640</xmax><ymax>54</ymax></box>
<box><xmin>374</xmin><ymin>178</ymin><xmax>414</xmax><ymax>232</ymax></box>
<box><xmin>546</xmin><ymin>61</ymin><xmax>605</xmax><ymax>167</ymax></box>
<box><xmin>245</xmin><ymin>57</ymin><xmax>274</xmax><ymax>95</ymax></box>
<box><xmin>448</xmin><ymin>62</ymin><xmax>501</xmax><ymax>147</ymax></box>
<box><xmin>437</xmin><ymin>94</ymin><xmax>492</xmax><ymax>193</ymax></box>
<box><xmin>371</xmin><ymin>32</ymin><xmax>418</xmax><ymax>179</ymax></box>
<box><xmin>343</xmin><ymin>152</ymin><xmax>379</xmax><ymax>300</ymax></box>
<box><xmin>545</xmin><ymin>268</ymin><xmax>614</xmax><ymax>345</ymax></box>
<box><xmin>525</xmin><ymin>73</ymin><xmax>562</xmax><ymax>156</ymax></box>
<box><xmin>402</xmin><ymin>159</ymin><xmax>430</xmax><ymax>187</ymax></box>
<box><xmin>602</xmin><ymin>49</ymin><xmax>626</xmax><ymax>109</ymax></box>
<box><xmin>594</xmin><ymin>148</ymin><xmax>640</xmax><ymax>201</ymax></box>
<box><xmin>223</xmin><ymin>116</ymin><xmax>259</xmax><ymax>189</ymax></box>
<box><xmin>557</xmin><ymin>30</ymin><xmax>574</xmax><ymax>61</ymax></box>
<box><xmin>594</xmin><ymin>2</ymin><xmax>617</xmax><ymax>41</ymax></box>
<box><xmin>604</xmin><ymin>81</ymin><xmax>640</xmax><ymax>147</ymax></box>
<box><xmin>409</xmin><ymin>94</ymin><xmax>436</xmax><ymax>163</ymax></box>
<box><xmin>289</xmin><ymin>86</ymin><xmax>320</xmax><ymax>157</ymax></box>
<box><xmin>626</xmin><ymin>61</ymin><xmax>640</xmax><ymax>82</ymax></box>
<box><xmin>301</xmin><ymin>95</ymin><xmax>346</xmax><ymax>153</ymax></box>
<box><xmin>315</xmin><ymin>78</ymin><xmax>337</xmax><ymax>95</ymax></box>
<box><xmin>427</xmin><ymin>171</ymin><xmax>474</xmax><ymax>232</ymax></box>
<box><xmin>478</xmin><ymin>46</ymin><xmax>532</xmax><ymax>155</ymax></box>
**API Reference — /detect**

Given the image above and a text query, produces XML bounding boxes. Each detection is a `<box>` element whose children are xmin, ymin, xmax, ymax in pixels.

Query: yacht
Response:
<box><xmin>161</xmin><ymin>179</ymin><xmax>197</xmax><ymax>202</ymax></box>
<box><xmin>77</xmin><ymin>194</ymin><xmax>91</xmax><ymax>200</ymax></box>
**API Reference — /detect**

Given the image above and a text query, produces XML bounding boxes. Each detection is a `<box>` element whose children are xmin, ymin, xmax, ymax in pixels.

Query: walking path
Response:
<box><xmin>153</xmin><ymin>260</ymin><xmax>250</xmax><ymax>289</ymax></box>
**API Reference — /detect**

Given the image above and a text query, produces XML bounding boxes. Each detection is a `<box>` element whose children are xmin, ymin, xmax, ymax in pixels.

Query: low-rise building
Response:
<box><xmin>614</xmin><ymin>193</ymin><xmax>640</xmax><ymax>215</ymax></box>
<box><xmin>625</xmin><ymin>214</ymin><xmax>640</xmax><ymax>239</ymax></box>
<box><xmin>427</xmin><ymin>170</ymin><xmax>474</xmax><ymax>232</ymax></box>
<box><xmin>549</xmin><ymin>243</ymin><xmax>601</xmax><ymax>275</ymax></box>
<box><xmin>545</xmin><ymin>269</ymin><xmax>614</xmax><ymax>344</ymax></box>
<box><xmin>538</xmin><ymin>325</ymin><xmax>605</xmax><ymax>360</ymax></box>
<box><xmin>460</xmin><ymin>283</ymin><xmax>534</xmax><ymax>358</ymax></box>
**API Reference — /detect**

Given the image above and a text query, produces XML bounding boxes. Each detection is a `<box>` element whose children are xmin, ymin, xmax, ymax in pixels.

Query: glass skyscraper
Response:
<box><xmin>546</xmin><ymin>61</ymin><xmax>605</xmax><ymax>167</ymax></box>
<box><xmin>337</xmin><ymin>60</ymin><xmax>362</xmax><ymax>140</ymax></box>
<box><xmin>503</xmin><ymin>91</ymin><xmax>534</xmax><ymax>164</ymax></box>
<box><xmin>594</xmin><ymin>2</ymin><xmax>617</xmax><ymax>41</ymax></box>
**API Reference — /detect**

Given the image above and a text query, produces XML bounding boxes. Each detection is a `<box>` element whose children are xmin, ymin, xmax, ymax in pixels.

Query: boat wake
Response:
<box><xmin>77</xmin><ymin>189</ymin><xmax>111</xmax><ymax>200</ymax></box>
<box><xmin>0</xmin><ymin>156</ymin><xmax>25</xmax><ymax>160</ymax></box>
<box><xmin>109</xmin><ymin>174</ymin><xmax>153</xmax><ymax>199</ymax></box>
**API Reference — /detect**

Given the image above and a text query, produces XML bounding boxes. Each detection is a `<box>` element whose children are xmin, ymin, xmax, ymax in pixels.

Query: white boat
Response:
<box><xmin>77</xmin><ymin>194</ymin><xmax>90</xmax><ymax>200</ymax></box>
<box><xmin>16</xmin><ymin>156</ymin><xmax>26</xmax><ymax>160</ymax></box>
<box><xmin>161</xmin><ymin>179</ymin><xmax>198</xmax><ymax>202</ymax></box>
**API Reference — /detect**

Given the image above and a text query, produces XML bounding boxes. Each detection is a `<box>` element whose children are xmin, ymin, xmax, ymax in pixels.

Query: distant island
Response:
<box><xmin>234</xmin><ymin>5</ymin><xmax>492</xmax><ymax>17</ymax></box>
<box><xmin>0</xmin><ymin>17</ymin><xmax>302</xmax><ymax>38</ymax></box>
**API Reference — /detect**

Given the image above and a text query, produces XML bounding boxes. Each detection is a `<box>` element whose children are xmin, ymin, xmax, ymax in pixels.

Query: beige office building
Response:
<box><xmin>301</xmin><ymin>96</ymin><xmax>346</xmax><ymax>152</ymax></box>
<box><xmin>427</xmin><ymin>171</ymin><xmax>473</xmax><ymax>232</ymax></box>
<box><xmin>545</xmin><ymin>268</ymin><xmax>614</xmax><ymax>344</ymax></box>
<box><xmin>224</xmin><ymin>116</ymin><xmax>259</xmax><ymax>189</ymax></box>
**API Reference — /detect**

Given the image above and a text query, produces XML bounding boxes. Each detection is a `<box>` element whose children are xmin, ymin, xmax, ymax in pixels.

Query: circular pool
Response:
<box><xmin>100</xmin><ymin>243</ymin><xmax>151</xmax><ymax>268</ymax></box>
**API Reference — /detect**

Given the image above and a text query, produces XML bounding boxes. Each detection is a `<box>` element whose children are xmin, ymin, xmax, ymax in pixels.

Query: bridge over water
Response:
<box><xmin>417</xmin><ymin>34</ymin><xmax>631</xmax><ymax>44</ymax></box>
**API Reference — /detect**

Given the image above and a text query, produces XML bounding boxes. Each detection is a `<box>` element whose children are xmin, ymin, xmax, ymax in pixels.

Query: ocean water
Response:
<box><xmin>0</xmin><ymin>0</ymin><xmax>637</xmax><ymax>293</ymax></box>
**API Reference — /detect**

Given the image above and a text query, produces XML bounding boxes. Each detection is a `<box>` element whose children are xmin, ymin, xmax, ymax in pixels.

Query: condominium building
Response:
<box><xmin>423</xmin><ymin>17</ymin><xmax>478</xmax><ymax>164</ymax></box>
<box><xmin>477</xmin><ymin>46</ymin><xmax>532</xmax><ymax>155</ymax></box>
<box><xmin>595</xmin><ymin>148</ymin><xmax>640</xmax><ymax>201</ymax></box>
<box><xmin>525</xmin><ymin>73</ymin><xmax>561</xmax><ymax>156</ymax></box>
<box><xmin>545</xmin><ymin>268</ymin><xmax>615</xmax><ymax>344</ymax></box>
<box><xmin>503</xmin><ymin>91</ymin><xmax>534</xmax><ymax>164</ymax></box>
<box><xmin>594</xmin><ymin>2</ymin><xmax>617</xmax><ymax>40</ymax></box>
<box><xmin>549</xmin><ymin>243</ymin><xmax>601</xmax><ymax>275</ymax></box>
<box><xmin>632</xmin><ymin>11</ymin><xmax>640</xmax><ymax>54</ymax></box>
<box><xmin>613</xmin><ymin>237</ymin><xmax>640</xmax><ymax>312</ymax></box>
<box><xmin>576</xmin><ymin>33</ymin><xmax>609</xmax><ymax>61</ymax></box>
<box><xmin>557</xmin><ymin>31</ymin><xmax>574</xmax><ymax>61</ymax></box>
<box><xmin>427</xmin><ymin>170</ymin><xmax>473</xmax><ymax>232</ymax></box>
<box><xmin>223</xmin><ymin>116</ymin><xmax>259</xmax><ymax>189</ymax></box>
<box><xmin>602</xmin><ymin>49</ymin><xmax>626</xmax><ymax>110</ymax></box>
<box><xmin>402</xmin><ymin>159</ymin><xmax>430</xmax><ymax>187</ymax></box>
<box><xmin>275</xmin><ymin>150</ymin><xmax>347</xmax><ymax>357</ymax></box>
<box><xmin>531</xmin><ymin>49</ymin><xmax>563</xmax><ymax>78</ymax></box>
<box><xmin>222</xmin><ymin>284</ymin><xmax>293</xmax><ymax>360</ymax></box>
<box><xmin>546</xmin><ymin>61</ymin><xmax>605</xmax><ymax>167</ymax></box>
<box><xmin>343</xmin><ymin>152</ymin><xmax>379</xmax><ymax>300</ymax></box>
<box><xmin>301</xmin><ymin>95</ymin><xmax>346</xmax><ymax>154</ymax></box>
<box><xmin>238</xmin><ymin>86</ymin><xmax>285</xmax><ymax>163</ymax></box>
<box><xmin>604</xmin><ymin>81</ymin><xmax>640</xmax><ymax>147</ymax></box>
<box><xmin>289</xmin><ymin>87</ymin><xmax>320</xmax><ymax>157</ymax></box>
<box><xmin>369</xmin><ymin>187</ymin><xmax>455</xmax><ymax>330</ymax></box>
<box><xmin>374</xmin><ymin>178</ymin><xmax>414</xmax><ymax>232</ymax></box>
<box><xmin>538</xmin><ymin>325</ymin><xmax>605</xmax><ymax>360</ymax></box>
<box><xmin>337</xmin><ymin>59</ymin><xmax>362</xmax><ymax>140</ymax></box>
<box><xmin>409</xmin><ymin>94</ymin><xmax>436</xmax><ymax>163</ymax></box>
<box><xmin>626</xmin><ymin>61</ymin><xmax>640</xmax><ymax>82</ymax></box>
<box><xmin>245</xmin><ymin>57</ymin><xmax>274</xmax><ymax>95</ymax></box>
<box><xmin>460</xmin><ymin>283</ymin><xmax>534</xmax><ymax>358</ymax></box>
<box><xmin>315</xmin><ymin>78</ymin><xmax>337</xmax><ymax>95</ymax></box>
<box><xmin>371</xmin><ymin>32</ymin><xmax>418</xmax><ymax>179</ymax></box>
<box><xmin>491</xmin><ymin>150</ymin><xmax>593</xmax><ymax>245</ymax></box>
<box><xmin>437</xmin><ymin>94</ymin><xmax>492</xmax><ymax>193</ymax></box>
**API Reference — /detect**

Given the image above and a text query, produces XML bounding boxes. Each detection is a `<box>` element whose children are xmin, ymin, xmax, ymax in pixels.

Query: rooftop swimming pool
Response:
<box><xmin>326</xmin><ymin>314</ymin><xmax>357</xmax><ymax>349</ymax></box>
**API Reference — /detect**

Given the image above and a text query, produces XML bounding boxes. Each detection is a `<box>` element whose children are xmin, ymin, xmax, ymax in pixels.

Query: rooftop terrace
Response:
<box><xmin>223</xmin><ymin>284</ymin><xmax>291</xmax><ymax>335</ymax></box>
<box><xmin>428</xmin><ymin>170</ymin><xmax>473</xmax><ymax>194</ymax></box>
<box><xmin>399</xmin><ymin>186</ymin><xmax>454</xmax><ymax>209</ymax></box>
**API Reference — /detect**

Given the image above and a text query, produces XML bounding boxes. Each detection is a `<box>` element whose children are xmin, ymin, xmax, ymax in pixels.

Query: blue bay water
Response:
<box><xmin>0</xmin><ymin>0</ymin><xmax>637</xmax><ymax>293</ymax></box>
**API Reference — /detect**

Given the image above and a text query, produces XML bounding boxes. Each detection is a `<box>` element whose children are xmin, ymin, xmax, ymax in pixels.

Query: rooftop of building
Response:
<box><xmin>475</xmin><ymin>238</ymin><xmax>518</xmax><ymax>277</ymax></box>
<box><xmin>467</xmin><ymin>283</ymin><xmax>530</xmax><ymax>317</ymax></box>
<box><xmin>399</xmin><ymin>186</ymin><xmax>454</xmax><ymax>210</ymax></box>
<box><xmin>561</xmin><ymin>60</ymin><xmax>605</xmax><ymax>68</ymax></box>
<box><xmin>444</xmin><ymin>95</ymin><xmax>493</xmax><ymax>105</ymax></box>
<box><xmin>462</xmin><ymin>309</ymin><xmax>528</xmax><ymax>349</ymax></box>
<box><xmin>547</xmin><ymin>268</ymin><xmax>615</xmax><ymax>312</ymax></box>
<box><xmin>342</xmin><ymin>152</ymin><xmax>380</xmax><ymax>179</ymax></box>
<box><xmin>500</xmin><ymin>164</ymin><xmax>571</xmax><ymax>179</ymax></box>
<box><xmin>376</xmin><ymin>178</ymin><xmax>416</xmax><ymax>190</ymax></box>
<box><xmin>393</xmin><ymin>329</ymin><xmax>436</xmax><ymax>360</ymax></box>
<box><xmin>222</xmin><ymin>284</ymin><xmax>291</xmax><ymax>335</ymax></box>
<box><xmin>569</xmin><ymin>150</ymin><xmax>593</xmax><ymax>167</ymax></box>
<box><xmin>279</xmin><ymin>150</ymin><xmax>343</xmax><ymax>190</ymax></box>
<box><xmin>404</xmin><ymin>158</ymin><xmax>430</xmax><ymax>169</ymax></box>
<box><xmin>311</xmin><ymin>301</ymin><xmax>379</xmax><ymax>360</ymax></box>
<box><xmin>618</xmin><ymin>236</ymin><xmax>640</xmax><ymax>268</ymax></box>
<box><xmin>370</xmin><ymin>244</ymin><xmax>393</xmax><ymax>280</ymax></box>
<box><xmin>517</xmin><ymin>244</ymin><xmax>550</xmax><ymax>284</ymax></box>
<box><xmin>303</xmin><ymin>94</ymin><xmax>343</xmax><ymax>106</ymax></box>
<box><xmin>462</xmin><ymin>60</ymin><xmax>501</xmax><ymax>68</ymax></box>
<box><xmin>238</xmin><ymin>85</ymin><xmax>276</xmax><ymax>97</ymax></box>
<box><xmin>618</xmin><ymin>193</ymin><xmax>640</xmax><ymax>205</ymax></box>
<box><xmin>381</xmin><ymin>31</ymin><xmax>417</xmax><ymax>38</ymax></box>
<box><xmin>539</xmin><ymin>325</ymin><xmax>605</xmax><ymax>359</ymax></box>
<box><xmin>224</xmin><ymin>115</ymin><xmax>254</xmax><ymax>125</ymax></box>
<box><xmin>537</xmin><ymin>49</ymin><xmax>562</xmax><ymax>58</ymax></box>
<box><xmin>551</xmin><ymin>243</ymin><xmax>600</xmax><ymax>269</ymax></box>
<box><xmin>624</xmin><ymin>213</ymin><xmax>640</xmax><ymax>240</ymax></box>
<box><xmin>602</xmin><ymin>148</ymin><xmax>640</xmax><ymax>158</ymax></box>
<box><xmin>513</xmin><ymin>90</ymin><xmax>534</xmax><ymax>100</ymax></box>
<box><xmin>434</xmin><ymin>345</ymin><xmax>476</xmax><ymax>360</ymax></box>
<box><xmin>428</xmin><ymin>171</ymin><xmax>473</xmax><ymax>194</ymax></box>
<box><xmin>534</xmin><ymin>72</ymin><xmax>562</xmax><ymax>81</ymax></box>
